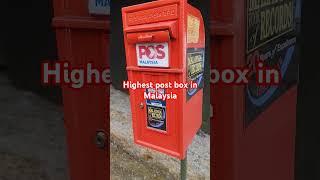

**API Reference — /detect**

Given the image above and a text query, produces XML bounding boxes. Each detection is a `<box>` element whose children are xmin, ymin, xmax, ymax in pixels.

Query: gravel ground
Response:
<box><xmin>0</xmin><ymin>72</ymin><xmax>68</xmax><ymax>180</ymax></box>
<box><xmin>0</xmin><ymin>152</ymin><xmax>48</xmax><ymax>180</ymax></box>
<box><xmin>110</xmin><ymin>139</ymin><xmax>178</xmax><ymax>180</ymax></box>
<box><xmin>110</xmin><ymin>86</ymin><xmax>210</xmax><ymax>180</ymax></box>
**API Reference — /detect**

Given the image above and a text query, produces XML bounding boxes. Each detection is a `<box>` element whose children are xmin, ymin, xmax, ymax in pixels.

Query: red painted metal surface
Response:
<box><xmin>122</xmin><ymin>0</ymin><xmax>205</xmax><ymax>160</ymax></box>
<box><xmin>210</xmin><ymin>0</ymin><xmax>297</xmax><ymax>180</ymax></box>
<box><xmin>52</xmin><ymin>1</ymin><xmax>110</xmax><ymax>180</ymax></box>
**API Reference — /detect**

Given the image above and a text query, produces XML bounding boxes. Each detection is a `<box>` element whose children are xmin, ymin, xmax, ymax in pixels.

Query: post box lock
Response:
<box><xmin>94</xmin><ymin>131</ymin><xmax>106</xmax><ymax>149</ymax></box>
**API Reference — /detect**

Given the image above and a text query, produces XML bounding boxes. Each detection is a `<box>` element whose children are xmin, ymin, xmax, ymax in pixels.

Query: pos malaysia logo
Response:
<box><xmin>136</xmin><ymin>43</ymin><xmax>169</xmax><ymax>67</ymax></box>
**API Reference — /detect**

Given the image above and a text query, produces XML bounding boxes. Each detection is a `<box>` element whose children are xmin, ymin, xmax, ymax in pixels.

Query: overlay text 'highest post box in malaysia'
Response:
<box><xmin>122</xmin><ymin>0</ymin><xmax>206</xmax><ymax>160</ymax></box>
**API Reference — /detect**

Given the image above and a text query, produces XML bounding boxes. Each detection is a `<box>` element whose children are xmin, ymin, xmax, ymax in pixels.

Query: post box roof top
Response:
<box><xmin>122</xmin><ymin>0</ymin><xmax>181</xmax><ymax>13</ymax></box>
<box><xmin>122</xmin><ymin>0</ymin><xmax>187</xmax><ymax>27</ymax></box>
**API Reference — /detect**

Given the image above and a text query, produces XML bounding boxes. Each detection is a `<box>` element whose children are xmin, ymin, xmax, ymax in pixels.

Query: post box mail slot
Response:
<box><xmin>122</xmin><ymin>0</ymin><xmax>205</xmax><ymax>159</ymax></box>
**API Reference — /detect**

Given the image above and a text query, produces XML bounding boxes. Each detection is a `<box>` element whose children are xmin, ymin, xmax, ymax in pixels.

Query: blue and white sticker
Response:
<box><xmin>88</xmin><ymin>0</ymin><xmax>110</xmax><ymax>15</ymax></box>
<box><xmin>146</xmin><ymin>88</ymin><xmax>167</xmax><ymax>132</ymax></box>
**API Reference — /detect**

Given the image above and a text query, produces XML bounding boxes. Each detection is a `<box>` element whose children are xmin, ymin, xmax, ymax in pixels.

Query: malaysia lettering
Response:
<box><xmin>144</xmin><ymin>91</ymin><xmax>177</xmax><ymax>101</ymax></box>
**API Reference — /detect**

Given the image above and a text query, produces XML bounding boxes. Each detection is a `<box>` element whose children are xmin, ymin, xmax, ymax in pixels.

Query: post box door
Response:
<box><xmin>125</xmin><ymin>28</ymin><xmax>183</xmax><ymax>157</ymax></box>
<box><xmin>128</xmin><ymin>70</ymin><xmax>183</xmax><ymax>158</ymax></box>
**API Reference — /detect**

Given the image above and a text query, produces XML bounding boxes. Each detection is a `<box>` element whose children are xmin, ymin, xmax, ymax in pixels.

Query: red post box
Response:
<box><xmin>210</xmin><ymin>0</ymin><xmax>300</xmax><ymax>180</ymax></box>
<box><xmin>52</xmin><ymin>1</ymin><xmax>110</xmax><ymax>180</ymax></box>
<box><xmin>122</xmin><ymin>0</ymin><xmax>206</xmax><ymax>160</ymax></box>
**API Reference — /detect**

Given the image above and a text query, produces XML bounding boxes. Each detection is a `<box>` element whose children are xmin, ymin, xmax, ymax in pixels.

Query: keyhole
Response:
<box><xmin>95</xmin><ymin>131</ymin><xmax>106</xmax><ymax>149</ymax></box>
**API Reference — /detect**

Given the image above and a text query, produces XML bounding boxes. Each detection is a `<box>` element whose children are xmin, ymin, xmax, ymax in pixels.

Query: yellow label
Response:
<box><xmin>187</xmin><ymin>15</ymin><xmax>200</xmax><ymax>44</ymax></box>
<box><xmin>148</xmin><ymin>107</ymin><xmax>162</xmax><ymax>121</ymax></box>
